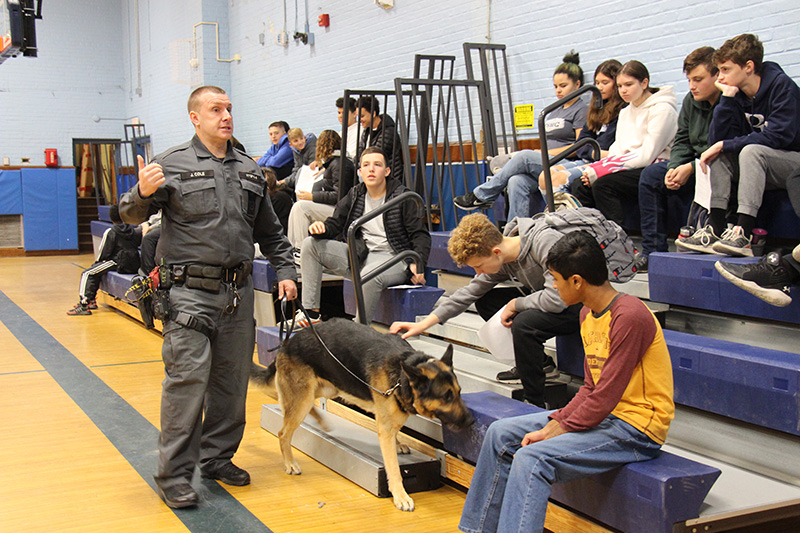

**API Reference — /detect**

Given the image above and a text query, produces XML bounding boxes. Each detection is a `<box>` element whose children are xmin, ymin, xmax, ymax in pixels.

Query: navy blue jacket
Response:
<box><xmin>708</xmin><ymin>61</ymin><xmax>800</xmax><ymax>153</ymax></box>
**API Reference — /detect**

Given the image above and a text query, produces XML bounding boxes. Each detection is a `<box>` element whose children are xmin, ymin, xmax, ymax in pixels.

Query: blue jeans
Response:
<box><xmin>638</xmin><ymin>161</ymin><xmax>694</xmax><ymax>256</ymax></box>
<box><xmin>475</xmin><ymin>150</ymin><xmax>544</xmax><ymax>220</ymax></box>
<box><xmin>458</xmin><ymin>411</ymin><xmax>662</xmax><ymax>533</ymax></box>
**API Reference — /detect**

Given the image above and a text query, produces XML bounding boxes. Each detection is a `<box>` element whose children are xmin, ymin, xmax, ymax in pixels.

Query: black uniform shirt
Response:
<box><xmin>119</xmin><ymin>135</ymin><xmax>296</xmax><ymax>282</ymax></box>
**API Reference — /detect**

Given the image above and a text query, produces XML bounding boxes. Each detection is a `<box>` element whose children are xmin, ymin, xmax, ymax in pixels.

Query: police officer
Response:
<box><xmin>119</xmin><ymin>86</ymin><xmax>297</xmax><ymax>509</ymax></box>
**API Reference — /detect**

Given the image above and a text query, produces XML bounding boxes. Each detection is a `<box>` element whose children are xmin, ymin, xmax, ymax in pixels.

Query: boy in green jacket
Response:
<box><xmin>636</xmin><ymin>47</ymin><xmax>721</xmax><ymax>271</ymax></box>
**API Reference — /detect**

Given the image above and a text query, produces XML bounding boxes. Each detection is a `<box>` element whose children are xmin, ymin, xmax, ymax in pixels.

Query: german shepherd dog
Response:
<box><xmin>251</xmin><ymin>318</ymin><xmax>474</xmax><ymax>511</ymax></box>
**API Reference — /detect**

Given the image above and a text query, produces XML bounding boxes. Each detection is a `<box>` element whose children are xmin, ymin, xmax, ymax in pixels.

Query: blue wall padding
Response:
<box><xmin>0</xmin><ymin>170</ymin><xmax>23</xmax><ymax>214</ymax></box>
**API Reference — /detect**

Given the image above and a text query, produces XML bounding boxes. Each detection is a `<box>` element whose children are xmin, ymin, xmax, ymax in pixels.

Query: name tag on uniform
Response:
<box><xmin>180</xmin><ymin>170</ymin><xmax>215</xmax><ymax>179</ymax></box>
<box><xmin>239</xmin><ymin>171</ymin><xmax>263</xmax><ymax>185</ymax></box>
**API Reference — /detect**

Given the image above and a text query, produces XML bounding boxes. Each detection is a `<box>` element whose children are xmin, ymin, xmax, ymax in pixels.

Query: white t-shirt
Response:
<box><xmin>362</xmin><ymin>193</ymin><xmax>392</xmax><ymax>254</ymax></box>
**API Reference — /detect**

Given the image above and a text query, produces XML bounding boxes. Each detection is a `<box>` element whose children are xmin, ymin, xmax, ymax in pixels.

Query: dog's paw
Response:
<box><xmin>396</xmin><ymin>442</ymin><xmax>411</xmax><ymax>455</ymax></box>
<box><xmin>393</xmin><ymin>493</ymin><xmax>415</xmax><ymax>512</ymax></box>
<box><xmin>284</xmin><ymin>461</ymin><xmax>302</xmax><ymax>475</ymax></box>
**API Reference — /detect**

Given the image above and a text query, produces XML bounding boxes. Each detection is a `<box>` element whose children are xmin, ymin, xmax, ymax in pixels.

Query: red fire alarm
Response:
<box><xmin>318</xmin><ymin>13</ymin><xmax>329</xmax><ymax>27</ymax></box>
<box><xmin>45</xmin><ymin>148</ymin><xmax>58</xmax><ymax>167</ymax></box>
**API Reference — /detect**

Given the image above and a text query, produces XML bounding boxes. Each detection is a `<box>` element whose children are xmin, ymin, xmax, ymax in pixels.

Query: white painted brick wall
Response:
<box><xmin>0</xmin><ymin>0</ymin><xmax>127</xmax><ymax>166</ymax></box>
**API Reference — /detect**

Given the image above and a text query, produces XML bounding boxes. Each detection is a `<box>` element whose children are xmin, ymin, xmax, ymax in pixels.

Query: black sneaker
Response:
<box><xmin>543</xmin><ymin>358</ymin><xmax>559</xmax><ymax>380</ymax></box>
<box><xmin>454</xmin><ymin>191</ymin><xmax>493</xmax><ymax>211</ymax></box>
<box><xmin>202</xmin><ymin>461</ymin><xmax>251</xmax><ymax>486</ymax></box>
<box><xmin>634</xmin><ymin>253</ymin><xmax>648</xmax><ymax>273</ymax></box>
<box><xmin>87</xmin><ymin>300</ymin><xmax>98</xmax><ymax>310</ymax></box>
<box><xmin>496</xmin><ymin>366</ymin><xmax>521</xmax><ymax>383</ymax></box>
<box><xmin>715</xmin><ymin>252</ymin><xmax>793</xmax><ymax>307</ymax></box>
<box><xmin>67</xmin><ymin>303</ymin><xmax>92</xmax><ymax>316</ymax></box>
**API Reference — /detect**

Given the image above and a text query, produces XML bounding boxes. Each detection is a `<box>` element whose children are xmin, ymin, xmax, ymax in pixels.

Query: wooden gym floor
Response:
<box><xmin>0</xmin><ymin>254</ymin><xmax>467</xmax><ymax>532</ymax></box>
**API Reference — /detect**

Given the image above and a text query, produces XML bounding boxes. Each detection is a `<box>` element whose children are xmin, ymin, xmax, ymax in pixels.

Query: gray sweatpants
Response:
<box><xmin>300</xmin><ymin>236</ymin><xmax>408</xmax><ymax>323</ymax></box>
<box><xmin>287</xmin><ymin>200</ymin><xmax>335</xmax><ymax>249</ymax></box>
<box><xmin>709</xmin><ymin>144</ymin><xmax>800</xmax><ymax>217</ymax></box>
<box><xmin>154</xmin><ymin>277</ymin><xmax>255</xmax><ymax>489</ymax></box>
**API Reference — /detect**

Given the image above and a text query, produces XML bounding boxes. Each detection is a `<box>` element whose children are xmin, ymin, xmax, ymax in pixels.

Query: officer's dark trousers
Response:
<box><xmin>154</xmin><ymin>277</ymin><xmax>255</xmax><ymax>489</ymax></box>
<box><xmin>475</xmin><ymin>287</ymin><xmax>581</xmax><ymax>408</ymax></box>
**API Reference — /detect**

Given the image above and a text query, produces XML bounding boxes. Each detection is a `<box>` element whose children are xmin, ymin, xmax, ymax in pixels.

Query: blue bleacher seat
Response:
<box><xmin>90</xmin><ymin>220</ymin><xmax>114</xmax><ymax>239</ymax></box>
<box><xmin>757</xmin><ymin>189</ymin><xmax>800</xmax><ymax>240</ymax></box>
<box><xmin>648</xmin><ymin>253</ymin><xmax>800</xmax><ymax>325</ymax></box>
<box><xmin>342</xmin><ymin>279</ymin><xmax>444</xmax><ymax>325</ymax></box>
<box><xmin>555</xmin><ymin>333</ymin><xmax>585</xmax><ymax>378</ymax></box>
<box><xmin>666</xmin><ymin>329</ymin><xmax>800</xmax><ymax>437</ymax></box>
<box><xmin>427</xmin><ymin>231</ymin><xmax>473</xmax><ymax>275</ymax></box>
<box><xmin>257</xmin><ymin>326</ymin><xmax>292</xmax><ymax>367</ymax></box>
<box><xmin>97</xmin><ymin>205</ymin><xmax>111</xmax><ymax>222</ymax></box>
<box><xmin>443</xmin><ymin>390</ymin><xmax>720</xmax><ymax>533</ymax></box>
<box><xmin>99</xmin><ymin>271</ymin><xmax>135</xmax><ymax>301</ymax></box>
<box><xmin>252</xmin><ymin>259</ymin><xmax>277</xmax><ymax>293</ymax></box>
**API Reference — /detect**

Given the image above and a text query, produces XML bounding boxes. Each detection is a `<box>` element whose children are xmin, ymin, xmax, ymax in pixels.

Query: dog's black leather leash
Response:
<box><xmin>276</xmin><ymin>298</ymin><xmax>401</xmax><ymax>398</ymax></box>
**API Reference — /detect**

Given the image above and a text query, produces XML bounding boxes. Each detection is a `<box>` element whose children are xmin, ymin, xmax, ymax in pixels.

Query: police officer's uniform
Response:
<box><xmin>120</xmin><ymin>135</ymin><xmax>296</xmax><ymax>491</ymax></box>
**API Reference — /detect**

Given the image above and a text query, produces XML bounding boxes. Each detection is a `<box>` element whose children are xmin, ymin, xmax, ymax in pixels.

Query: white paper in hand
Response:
<box><xmin>694</xmin><ymin>158</ymin><xmax>712</xmax><ymax>211</ymax></box>
<box><xmin>294</xmin><ymin>165</ymin><xmax>323</xmax><ymax>194</ymax></box>
<box><xmin>477</xmin><ymin>308</ymin><xmax>515</xmax><ymax>364</ymax></box>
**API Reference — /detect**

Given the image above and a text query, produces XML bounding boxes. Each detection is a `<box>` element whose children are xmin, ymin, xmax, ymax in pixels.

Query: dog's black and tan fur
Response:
<box><xmin>251</xmin><ymin>318</ymin><xmax>474</xmax><ymax>511</ymax></box>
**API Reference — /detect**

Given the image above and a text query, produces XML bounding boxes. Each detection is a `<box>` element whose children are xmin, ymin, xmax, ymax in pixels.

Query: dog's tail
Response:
<box><xmin>250</xmin><ymin>360</ymin><xmax>277</xmax><ymax>393</ymax></box>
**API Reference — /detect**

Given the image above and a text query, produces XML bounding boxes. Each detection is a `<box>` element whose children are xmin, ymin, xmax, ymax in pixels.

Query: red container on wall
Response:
<box><xmin>45</xmin><ymin>148</ymin><xmax>58</xmax><ymax>167</ymax></box>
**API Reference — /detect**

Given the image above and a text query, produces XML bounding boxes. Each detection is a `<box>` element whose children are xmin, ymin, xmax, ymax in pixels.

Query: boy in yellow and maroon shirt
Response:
<box><xmin>459</xmin><ymin>230</ymin><xmax>674</xmax><ymax>533</ymax></box>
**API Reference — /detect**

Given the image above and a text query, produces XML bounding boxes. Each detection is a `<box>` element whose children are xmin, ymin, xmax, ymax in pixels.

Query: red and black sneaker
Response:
<box><xmin>67</xmin><ymin>303</ymin><xmax>92</xmax><ymax>316</ymax></box>
<box><xmin>87</xmin><ymin>300</ymin><xmax>98</xmax><ymax>310</ymax></box>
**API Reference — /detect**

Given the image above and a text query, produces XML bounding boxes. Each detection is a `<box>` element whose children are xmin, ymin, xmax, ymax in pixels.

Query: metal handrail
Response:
<box><xmin>539</xmin><ymin>84</ymin><xmax>603</xmax><ymax>212</ymax></box>
<box><xmin>346</xmin><ymin>191</ymin><xmax>425</xmax><ymax>324</ymax></box>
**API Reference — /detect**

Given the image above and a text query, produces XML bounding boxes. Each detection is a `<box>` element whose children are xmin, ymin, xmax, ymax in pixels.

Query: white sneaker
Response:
<box><xmin>280</xmin><ymin>308</ymin><xmax>321</xmax><ymax>329</ymax></box>
<box><xmin>793</xmin><ymin>243</ymin><xmax>800</xmax><ymax>263</ymax></box>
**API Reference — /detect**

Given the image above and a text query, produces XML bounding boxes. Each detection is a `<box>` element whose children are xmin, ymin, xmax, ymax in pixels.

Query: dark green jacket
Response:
<box><xmin>668</xmin><ymin>91</ymin><xmax>720</xmax><ymax>171</ymax></box>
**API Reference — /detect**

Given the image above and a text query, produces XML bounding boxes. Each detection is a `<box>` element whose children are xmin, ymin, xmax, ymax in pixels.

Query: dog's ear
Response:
<box><xmin>440</xmin><ymin>344</ymin><xmax>454</xmax><ymax>368</ymax></box>
<box><xmin>401</xmin><ymin>361</ymin><xmax>424</xmax><ymax>382</ymax></box>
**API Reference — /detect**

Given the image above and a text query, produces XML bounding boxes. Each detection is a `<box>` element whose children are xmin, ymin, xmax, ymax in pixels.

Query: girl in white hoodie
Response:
<box><xmin>572</xmin><ymin>60</ymin><xmax>678</xmax><ymax>225</ymax></box>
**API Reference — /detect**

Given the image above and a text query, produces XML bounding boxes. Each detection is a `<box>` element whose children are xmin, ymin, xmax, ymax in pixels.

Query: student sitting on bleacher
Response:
<box><xmin>336</xmin><ymin>96</ymin><xmax>359</xmax><ymax>161</ymax></box>
<box><xmin>636</xmin><ymin>47</ymin><xmax>721</xmax><ymax>272</ymax></box>
<box><xmin>454</xmin><ymin>51</ymin><xmax>588</xmax><ymax>220</ymax></box>
<box><xmin>138</xmin><ymin>210</ymin><xmax>161</xmax><ymax>276</ymax></box>
<box><xmin>287</xmin><ymin>129</ymin><xmax>355</xmax><ymax>253</ymax></box>
<box><xmin>264</xmin><ymin>168</ymin><xmax>292</xmax><ymax>236</ymax></box>
<box><xmin>289</xmin><ymin>146</ymin><xmax>430</xmax><ymax>326</ymax></box>
<box><xmin>67</xmin><ymin>204</ymin><xmax>142</xmax><ymax>316</ymax></box>
<box><xmin>538</xmin><ymin>59</ymin><xmax>624</xmax><ymax>197</ymax></box>
<box><xmin>358</xmin><ymin>96</ymin><xmax>404</xmax><ymax>182</ymax></box>
<box><xmin>279</xmin><ymin>127</ymin><xmax>317</xmax><ymax>192</ymax></box>
<box><xmin>458</xmin><ymin>230</ymin><xmax>674</xmax><ymax>533</ymax></box>
<box><xmin>572</xmin><ymin>60</ymin><xmax>678</xmax><ymax>227</ymax></box>
<box><xmin>256</xmin><ymin>120</ymin><xmax>294</xmax><ymax>180</ymax></box>
<box><xmin>678</xmin><ymin>34</ymin><xmax>800</xmax><ymax>257</ymax></box>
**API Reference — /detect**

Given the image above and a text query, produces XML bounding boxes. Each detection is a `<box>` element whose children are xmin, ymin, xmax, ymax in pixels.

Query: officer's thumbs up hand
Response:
<box><xmin>137</xmin><ymin>155</ymin><xmax>165</xmax><ymax>198</ymax></box>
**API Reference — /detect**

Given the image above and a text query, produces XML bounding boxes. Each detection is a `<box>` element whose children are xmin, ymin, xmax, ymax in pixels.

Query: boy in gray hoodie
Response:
<box><xmin>390</xmin><ymin>213</ymin><xmax>581</xmax><ymax>407</ymax></box>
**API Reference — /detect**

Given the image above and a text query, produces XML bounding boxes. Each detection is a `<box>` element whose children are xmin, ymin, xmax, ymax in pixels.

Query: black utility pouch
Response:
<box><xmin>185</xmin><ymin>277</ymin><xmax>221</xmax><ymax>293</ymax></box>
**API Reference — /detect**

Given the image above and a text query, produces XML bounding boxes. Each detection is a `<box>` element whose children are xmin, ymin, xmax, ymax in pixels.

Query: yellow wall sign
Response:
<box><xmin>514</xmin><ymin>104</ymin><xmax>535</xmax><ymax>130</ymax></box>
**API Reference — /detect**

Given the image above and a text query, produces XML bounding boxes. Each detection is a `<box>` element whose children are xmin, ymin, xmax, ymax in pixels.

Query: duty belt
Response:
<box><xmin>165</xmin><ymin>261</ymin><xmax>252</xmax><ymax>293</ymax></box>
